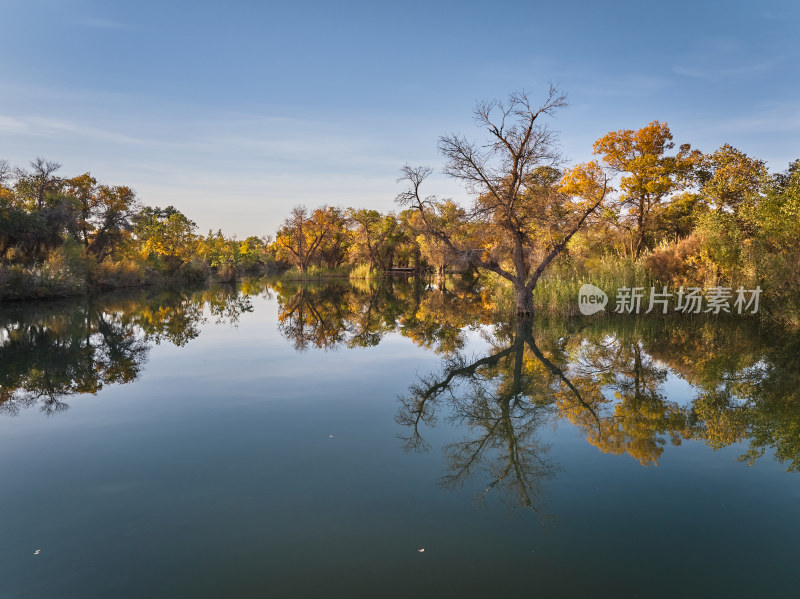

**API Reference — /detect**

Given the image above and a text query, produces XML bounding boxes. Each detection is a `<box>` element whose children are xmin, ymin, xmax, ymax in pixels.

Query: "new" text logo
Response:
<box><xmin>578</xmin><ymin>284</ymin><xmax>608</xmax><ymax>315</ymax></box>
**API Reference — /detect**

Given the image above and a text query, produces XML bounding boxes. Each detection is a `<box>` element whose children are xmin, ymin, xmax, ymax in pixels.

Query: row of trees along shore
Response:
<box><xmin>0</xmin><ymin>158</ymin><xmax>274</xmax><ymax>299</ymax></box>
<box><xmin>274</xmin><ymin>87</ymin><xmax>800</xmax><ymax>321</ymax></box>
<box><xmin>2</xmin><ymin>87</ymin><xmax>799</xmax><ymax>322</ymax></box>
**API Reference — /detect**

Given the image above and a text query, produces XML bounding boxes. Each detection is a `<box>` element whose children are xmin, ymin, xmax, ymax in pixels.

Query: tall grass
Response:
<box><xmin>90</xmin><ymin>259</ymin><xmax>149</xmax><ymax>289</ymax></box>
<box><xmin>348</xmin><ymin>263</ymin><xmax>380</xmax><ymax>280</ymax></box>
<box><xmin>532</xmin><ymin>255</ymin><xmax>660</xmax><ymax>316</ymax></box>
<box><xmin>483</xmin><ymin>255</ymin><xmax>664</xmax><ymax>317</ymax></box>
<box><xmin>0</xmin><ymin>263</ymin><xmax>84</xmax><ymax>300</ymax></box>
<box><xmin>278</xmin><ymin>264</ymin><xmax>354</xmax><ymax>281</ymax></box>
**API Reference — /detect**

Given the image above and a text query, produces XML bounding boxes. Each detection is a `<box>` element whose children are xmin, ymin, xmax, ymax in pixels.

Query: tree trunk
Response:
<box><xmin>515</xmin><ymin>283</ymin><xmax>533</xmax><ymax>315</ymax></box>
<box><xmin>634</xmin><ymin>197</ymin><xmax>646</xmax><ymax>258</ymax></box>
<box><xmin>436</xmin><ymin>264</ymin><xmax>446</xmax><ymax>290</ymax></box>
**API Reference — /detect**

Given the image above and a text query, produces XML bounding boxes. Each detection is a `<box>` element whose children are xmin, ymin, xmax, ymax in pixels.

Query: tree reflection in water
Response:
<box><xmin>272</xmin><ymin>276</ymin><xmax>495</xmax><ymax>353</ymax></box>
<box><xmin>3</xmin><ymin>277</ymin><xmax>800</xmax><ymax>514</ymax></box>
<box><xmin>396</xmin><ymin>309</ymin><xmax>800</xmax><ymax>511</ymax></box>
<box><xmin>398</xmin><ymin>318</ymin><xmax>570</xmax><ymax>513</ymax></box>
<box><xmin>268</xmin><ymin>279</ymin><xmax>800</xmax><ymax>510</ymax></box>
<box><xmin>0</xmin><ymin>285</ymin><xmax>252</xmax><ymax>414</ymax></box>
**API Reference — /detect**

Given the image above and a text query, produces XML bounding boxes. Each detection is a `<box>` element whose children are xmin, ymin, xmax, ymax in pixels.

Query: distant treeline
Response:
<box><xmin>0</xmin><ymin>158</ymin><xmax>274</xmax><ymax>299</ymax></box>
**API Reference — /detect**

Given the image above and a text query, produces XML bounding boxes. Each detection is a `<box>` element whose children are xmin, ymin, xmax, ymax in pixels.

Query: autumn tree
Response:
<box><xmin>650</xmin><ymin>191</ymin><xmax>705</xmax><ymax>243</ymax></box>
<box><xmin>407</xmin><ymin>199</ymin><xmax>468</xmax><ymax>282</ymax></box>
<box><xmin>593</xmin><ymin>121</ymin><xmax>699</xmax><ymax>258</ymax></box>
<box><xmin>134</xmin><ymin>205</ymin><xmax>198</xmax><ymax>271</ymax></box>
<box><xmin>347</xmin><ymin>208</ymin><xmax>405</xmax><ymax>271</ymax></box>
<box><xmin>392</xmin><ymin>209</ymin><xmax>421</xmax><ymax>270</ymax></box>
<box><xmin>14</xmin><ymin>157</ymin><xmax>63</xmax><ymax>211</ymax></box>
<box><xmin>314</xmin><ymin>206</ymin><xmax>351</xmax><ymax>268</ymax></box>
<box><xmin>89</xmin><ymin>184</ymin><xmax>138</xmax><ymax>261</ymax></box>
<box><xmin>62</xmin><ymin>175</ymin><xmax>137</xmax><ymax>261</ymax></box>
<box><xmin>275</xmin><ymin>205</ymin><xmax>341</xmax><ymax>273</ymax></box>
<box><xmin>697</xmin><ymin>144</ymin><xmax>769</xmax><ymax>213</ymax></box>
<box><xmin>398</xmin><ymin>87</ymin><xmax>608</xmax><ymax>315</ymax></box>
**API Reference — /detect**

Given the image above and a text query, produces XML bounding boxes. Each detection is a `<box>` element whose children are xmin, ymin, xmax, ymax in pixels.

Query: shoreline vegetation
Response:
<box><xmin>2</xmin><ymin>89</ymin><xmax>799</xmax><ymax>325</ymax></box>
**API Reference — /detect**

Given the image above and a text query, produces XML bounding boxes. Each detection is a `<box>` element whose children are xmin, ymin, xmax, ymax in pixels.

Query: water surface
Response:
<box><xmin>1</xmin><ymin>279</ymin><xmax>799</xmax><ymax>598</ymax></box>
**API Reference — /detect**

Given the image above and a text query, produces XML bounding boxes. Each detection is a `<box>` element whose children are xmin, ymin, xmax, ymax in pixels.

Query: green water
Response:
<box><xmin>1</xmin><ymin>279</ymin><xmax>799</xmax><ymax>598</ymax></box>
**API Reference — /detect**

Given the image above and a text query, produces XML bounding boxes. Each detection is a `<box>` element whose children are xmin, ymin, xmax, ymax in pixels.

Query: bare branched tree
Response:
<box><xmin>396</xmin><ymin>318</ymin><xmax>606</xmax><ymax>513</ymax></box>
<box><xmin>397</xmin><ymin>86</ymin><xmax>608</xmax><ymax>315</ymax></box>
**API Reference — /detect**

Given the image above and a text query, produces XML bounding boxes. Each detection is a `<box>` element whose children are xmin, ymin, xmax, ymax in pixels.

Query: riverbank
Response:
<box><xmin>0</xmin><ymin>260</ymin><xmax>281</xmax><ymax>302</ymax></box>
<box><xmin>4</xmin><ymin>261</ymin><xmax>798</xmax><ymax>330</ymax></box>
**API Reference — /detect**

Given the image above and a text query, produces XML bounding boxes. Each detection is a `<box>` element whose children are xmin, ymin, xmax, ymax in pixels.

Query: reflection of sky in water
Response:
<box><xmin>661</xmin><ymin>371</ymin><xmax>698</xmax><ymax>407</ymax></box>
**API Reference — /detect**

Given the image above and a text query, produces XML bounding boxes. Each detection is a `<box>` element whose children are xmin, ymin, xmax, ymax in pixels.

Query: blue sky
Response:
<box><xmin>1</xmin><ymin>0</ymin><xmax>798</xmax><ymax>237</ymax></box>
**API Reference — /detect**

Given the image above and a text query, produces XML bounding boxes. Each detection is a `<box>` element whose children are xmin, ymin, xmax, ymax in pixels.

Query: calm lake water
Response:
<box><xmin>1</xmin><ymin>278</ymin><xmax>799</xmax><ymax>598</ymax></box>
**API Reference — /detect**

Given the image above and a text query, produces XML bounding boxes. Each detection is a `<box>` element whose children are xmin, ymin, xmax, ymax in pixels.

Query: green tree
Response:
<box><xmin>89</xmin><ymin>185</ymin><xmax>138</xmax><ymax>262</ymax></box>
<box><xmin>13</xmin><ymin>157</ymin><xmax>63</xmax><ymax>211</ymax></box>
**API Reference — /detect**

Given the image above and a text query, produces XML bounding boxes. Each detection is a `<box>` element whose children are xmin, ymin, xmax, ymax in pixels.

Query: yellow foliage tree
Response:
<box><xmin>593</xmin><ymin>121</ymin><xmax>700</xmax><ymax>258</ymax></box>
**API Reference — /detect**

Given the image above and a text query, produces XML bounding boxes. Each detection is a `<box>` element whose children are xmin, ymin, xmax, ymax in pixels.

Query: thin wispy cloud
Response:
<box><xmin>3</xmin><ymin>81</ymin><xmax>136</xmax><ymax>104</ymax></box>
<box><xmin>710</xmin><ymin>103</ymin><xmax>800</xmax><ymax>134</ymax></box>
<box><xmin>672</xmin><ymin>60</ymin><xmax>776</xmax><ymax>82</ymax></box>
<box><xmin>670</xmin><ymin>36</ymin><xmax>782</xmax><ymax>83</ymax></box>
<box><xmin>570</xmin><ymin>73</ymin><xmax>673</xmax><ymax>99</ymax></box>
<box><xmin>0</xmin><ymin>114</ymin><xmax>144</xmax><ymax>145</ymax></box>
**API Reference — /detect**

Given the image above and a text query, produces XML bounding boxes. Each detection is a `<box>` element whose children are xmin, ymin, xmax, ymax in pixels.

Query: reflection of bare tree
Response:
<box><xmin>398</xmin><ymin>318</ymin><xmax>600</xmax><ymax>513</ymax></box>
<box><xmin>397</xmin><ymin>315</ymin><xmax>772</xmax><ymax>510</ymax></box>
<box><xmin>441</xmin><ymin>384</ymin><xmax>555</xmax><ymax>512</ymax></box>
